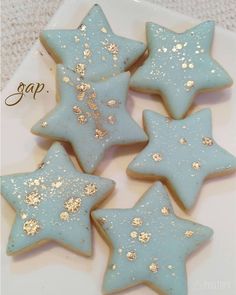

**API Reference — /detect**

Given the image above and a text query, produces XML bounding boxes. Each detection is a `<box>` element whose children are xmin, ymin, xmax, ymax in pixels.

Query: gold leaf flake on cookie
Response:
<box><xmin>128</xmin><ymin>109</ymin><xmax>236</xmax><ymax>210</ymax></box>
<box><xmin>130</xmin><ymin>21</ymin><xmax>233</xmax><ymax>119</ymax></box>
<box><xmin>92</xmin><ymin>182</ymin><xmax>213</xmax><ymax>295</ymax></box>
<box><xmin>0</xmin><ymin>142</ymin><xmax>115</xmax><ymax>256</ymax></box>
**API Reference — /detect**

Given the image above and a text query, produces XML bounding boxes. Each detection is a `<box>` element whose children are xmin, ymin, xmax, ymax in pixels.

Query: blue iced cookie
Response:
<box><xmin>130</xmin><ymin>21</ymin><xmax>233</xmax><ymax>119</ymax></box>
<box><xmin>40</xmin><ymin>4</ymin><xmax>146</xmax><ymax>81</ymax></box>
<box><xmin>127</xmin><ymin>109</ymin><xmax>236</xmax><ymax>210</ymax></box>
<box><xmin>92</xmin><ymin>182</ymin><xmax>213</xmax><ymax>295</ymax></box>
<box><xmin>31</xmin><ymin>65</ymin><xmax>147</xmax><ymax>174</ymax></box>
<box><xmin>1</xmin><ymin>142</ymin><xmax>115</xmax><ymax>256</ymax></box>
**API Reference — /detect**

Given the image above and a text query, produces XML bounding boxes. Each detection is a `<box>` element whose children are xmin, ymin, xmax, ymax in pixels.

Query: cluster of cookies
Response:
<box><xmin>1</xmin><ymin>4</ymin><xmax>236</xmax><ymax>295</ymax></box>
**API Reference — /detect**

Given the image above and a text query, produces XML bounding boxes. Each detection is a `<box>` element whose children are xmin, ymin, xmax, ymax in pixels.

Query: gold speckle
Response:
<box><xmin>139</xmin><ymin>232</ymin><xmax>151</xmax><ymax>243</ymax></box>
<box><xmin>73</xmin><ymin>106</ymin><xmax>82</xmax><ymax>114</ymax></box>
<box><xmin>25</xmin><ymin>191</ymin><xmax>41</xmax><ymax>207</ymax></box>
<box><xmin>23</xmin><ymin>219</ymin><xmax>41</xmax><ymax>236</ymax></box>
<box><xmin>64</xmin><ymin>197</ymin><xmax>81</xmax><ymax>213</ymax></box>
<box><xmin>79</xmin><ymin>24</ymin><xmax>86</xmax><ymax>31</ymax></box>
<box><xmin>126</xmin><ymin>251</ymin><xmax>137</xmax><ymax>261</ymax></box>
<box><xmin>176</xmin><ymin>43</ymin><xmax>183</xmax><ymax>50</ymax></box>
<box><xmin>77</xmin><ymin>92</ymin><xmax>85</xmax><ymax>100</ymax></box>
<box><xmin>105</xmin><ymin>43</ymin><xmax>119</xmax><ymax>54</ymax></box>
<box><xmin>84</xmin><ymin>183</ymin><xmax>98</xmax><ymax>195</ymax></box>
<box><xmin>152</xmin><ymin>153</ymin><xmax>162</xmax><ymax>162</ymax></box>
<box><xmin>130</xmin><ymin>231</ymin><xmax>138</xmax><ymax>239</ymax></box>
<box><xmin>186</xmin><ymin>80</ymin><xmax>195</xmax><ymax>89</ymax></box>
<box><xmin>60</xmin><ymin>211</ymin><xmax>69</xmax><ymax>221</ymax></box>
<box><xmin>161</xmin><ymin>207</ymin><xmax>170</xmax><ymax>216</ymax></box>
<box><xmin>101</xmin><ymin>27</ymin><xmax>107</xmax><ymax>33</ymax></box>
<box><xmin>192</xmin><ymin>161</ymin><xmax>201</xmax><ymax>170</ymax></box>
<box><xmin>111</xmin><ymin>264</ymin><xmax>116</xmax><ymax>270</ymax></box>
<box><xmin>20</xmin><ymin>212</ymin><xmax>27</xmax><ymax>220</ymax></box>
<box><xmin>41</xmin><ymin>121</ymin><xmax>48</xmax><ymax>128</ymax></box>
<box><xmin>98</xmin><ymin>217</ymin><xmax>107</xmax><ymax>225</ymax></box>
<box><xmin>87</xmin><ymin>100</ymin><xmax>97</xmax><ymax>110</ymax></box>
<box><xmin>149</xmin><ymin>262</ymin><xmax>159</xmax><ymax>273</ymax></box>
<box><xmin>63</xmin><ymin>76</ymin><xmax>70</xmax><ymax>83</ymax></box>
<box><xmin>132</xmin><ymin>217</ymin><xmax>143</xmax><ymax>227</ymax></box>
<box><xmin>77</xmin><ymin>83</ymin><xmax>90</xmax><ymax>92</ymax></box>
<box><xmin>75</xmin><ymin>63</ymin><xmax>86</xmax><ymax>76</ymax></box>
<box><xmin>84</xmin><ymin>49</ymin><xmax>92</xmax><ymax>58</ymax></box>
<box><xmin>90</xmin><ymin>92</ymin><xmax>96</xmax><ymax>99</ymax></box>
<box><xmin>33</xmin><ymin>179</ymin><xmax>41</xmax><ymax>186</ymax></box>
<box><xmin>52</xmin><ymin>181</ymin><xmax>62</xmax><ymax>188</ymax></box>
<box><xmin>107</xmin><ymin>115</ymin><xmax>116</xmax><ymax>124</ymax></box>
<box><xmin>74</xmin><ymin>36</ymin><xmax>80</xmax><ymax>42</ymax></box>
<box><xmin>184</xmin><ymin>230</ymin><xmax>194</xmax><ymax>238</ymax></box>
<box><xmin>202</xmin><ymin>136</ymin><xmax>213</xmax><ymax>146</ymax></box>
<box><xmin>107</xmin><ymin>99</ymin><xmax>119</xmax><ymax>107</ymax></box>
<box><xmin>78</xmin><ymin>115</ymin><xmax>87</xmax><ymax>124</ymax></box>
<box><xmin>179</xmin><ymin>138</ymin><xmax>187</xmax><ymax>145</ymax></box>
<box><xmin>27</xmin><ymin>178</ymin><xmax>42</xmax><ymax>187</ymax></box>
<box><xmin>95</xmin><ymin>128</ymin><xmax>107</xmax><ymax>139</ymax></box>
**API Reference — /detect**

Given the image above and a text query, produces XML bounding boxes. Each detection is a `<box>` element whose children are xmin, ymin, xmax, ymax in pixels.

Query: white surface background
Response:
<box><xmin>1</xmin><ymin>0</ymin><xmax>236</xmax><ymax>294</ymax></box>
<box><xmin>1</xmin><ymin>0</ymin><xmax>236</xmax><ymax>88</ymax></box>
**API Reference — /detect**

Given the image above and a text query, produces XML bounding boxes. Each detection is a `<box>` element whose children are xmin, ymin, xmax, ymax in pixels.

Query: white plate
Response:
<box><xmin>1</xmin><ymin>0</ymin><xmax>236</xmax><ymax>294</ymax></box>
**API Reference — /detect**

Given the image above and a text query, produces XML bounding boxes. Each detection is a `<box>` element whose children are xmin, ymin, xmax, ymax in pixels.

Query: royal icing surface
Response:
<box><xmin>31</xmin><ymin>65</ymin><xmax>147</xmax><ymax>173</ymax></box>
<box><xmin>1</xmin><ymin>142</ymin><xmax>115</xmax><ymax>255</ymax></box>
<box><xmin>128</xmin><ymin>109</ymin><xmax>236</xmax><ymax>210</ymax></box>
<box><xmin>92</xmin><ymin>182</ymin><xmax>213</xmax><ymax>295</ymax></box>
<box><xmin>130</xmin><ymin>21</ymin><xmax>233</xmax><ymax>119</ymax></box>
<box><xmin>40</xmin><ymin>4</ymin><xmax>146</xmax><ymax>81</ymax></box>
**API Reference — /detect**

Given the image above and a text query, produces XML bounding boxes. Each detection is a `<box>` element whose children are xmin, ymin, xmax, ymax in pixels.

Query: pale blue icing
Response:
<box><xmin>31</xmin><ymin>65</ymin><xmax>147</xmax><ymax>174</ymax></box>
<box><xmin>127</xmin><ymin>109</ymin><xmax>236</xmax><ymax>210</ymax></box>
<box><xmin>0</xmin><ymin>142</ymin><xmax>115</xmax><ymax>255</ymax></box>
<box><xmin>92</xmin><ymin>182</ymin><xmax>213</xmax><ymax>295</ymax></box>
<box><xmin>130</xmin><ymin>21</ymin><xmax>233</xmax><ymax>119</ymax></box>
<box><xmin>40</xmin><ymin>4</ymin><xmax>146</xmax><ymax>81</ymax></box>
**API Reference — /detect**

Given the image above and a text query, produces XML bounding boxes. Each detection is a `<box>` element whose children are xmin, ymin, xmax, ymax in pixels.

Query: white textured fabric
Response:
<box><xmin>1</xmin><ymin>0</ymin><xmax>236</xmax><ymax>88</ymax></box>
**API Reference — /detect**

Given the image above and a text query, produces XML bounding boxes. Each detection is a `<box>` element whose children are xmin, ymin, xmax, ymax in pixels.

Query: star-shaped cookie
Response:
<box><xmin>127</xmin><ymin>109</ymin><xmax>236</xmax><ymax>210</ymax></box>
<box><xmin>41</xmin><ymin>4</ymin><xmax>146</xmax><ymax>81</ymax></box>
<box><xmin>0</xmin><ymin>142</ymin><xmax>115</xmax><ymax>256</ymax></box>
<box><xmin>92</xmin><ymin>182</ymin><xmax>213</xmax><ymax>295</ymax></box>
<box><xmin>130</xmin><ymin>21</ymin><xmax>233</xmax><ymax>119</ymax></box>
<box><xmin>32</xmin><ymin>65</ymin><xmax>147</xmax><ymax>173</ymax></box>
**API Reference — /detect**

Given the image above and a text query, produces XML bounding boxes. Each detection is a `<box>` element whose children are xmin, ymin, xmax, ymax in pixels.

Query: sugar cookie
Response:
<box><xmin>31</xmin><ymin>65</ymin><xmax>147</xmax><ymax>174</ymax></box>
<box><xmin>0</xmin><ymin>142</ymin><xmax>115</xmax><ymax>256</ymax></box>
<box><xmin>127</xmin><ymin>109</ymin><xmax>236</xmax><ymax>210</ymax></box>
<box><xmin>130</xmin><ymin>21</ymin><xmax>233</xmax><ymax>119</ymax></box>
<box><xmin>40</xmin><ymin>4</ymin><xmax>146</xmax><ymax>81</ymax></box>
<box><xmin>92</xmin><ymin>182</ymin><xmax>213</xmax><ymax>295</ymax></box>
